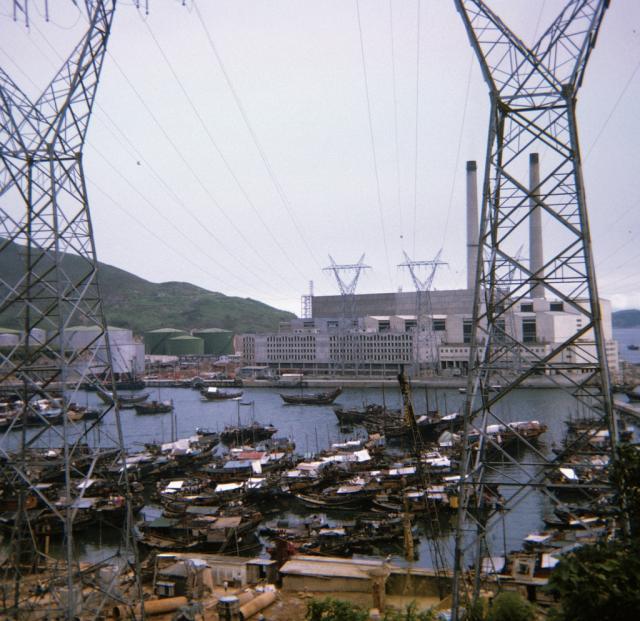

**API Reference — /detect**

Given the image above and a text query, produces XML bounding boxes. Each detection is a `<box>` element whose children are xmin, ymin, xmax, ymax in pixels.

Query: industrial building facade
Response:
<box><xmin>238</xmin><ymin>293</ymin><xmax>619</xmax><ymax>378</ymax></box>
<box><xmin>238</xmin><ymin>158</ymin><xmax>619</xmax><ymax>378</ymax></box>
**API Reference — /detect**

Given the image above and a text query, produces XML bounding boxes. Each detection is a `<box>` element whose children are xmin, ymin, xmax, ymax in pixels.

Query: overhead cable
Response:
<box><xmin>142</xmin><ymin>19</ymin><xmax>307</xmax><ymax>287</ymax></box>
<box><xmin>355</xmin><ymin>0</ymin><xmax>393</xmax><ymax>288</ymax></box>
<box><xmin>192</xmin><ymin>1</ymin><xmax>323</xmax><ymax>273</ymax></box>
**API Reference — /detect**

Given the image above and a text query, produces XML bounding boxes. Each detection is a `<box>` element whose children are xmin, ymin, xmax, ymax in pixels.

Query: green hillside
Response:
<box><xmin>0</xmin><ymin>240</ymin><xmax>295</xmax><ymax>334</ymax></box>
<box><xmin>612</xmin><ymin>309</ymin><xmax>640</xmax><ymax>329</ymax></box>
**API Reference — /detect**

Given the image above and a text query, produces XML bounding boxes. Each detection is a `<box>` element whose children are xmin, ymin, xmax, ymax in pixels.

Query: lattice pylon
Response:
<box><xmin>0</xmin><ymin>3</ymin><xmax>143</xmax><ymax>619</ymax></box>
<box><xmin>451</xmin><ymin>1</ymin><xmax>619</xmax><ymax>616</ymax></box>
<box><xmin>398</xmin><ymin>251</ymin><xmax>447</xmax><ymax>375</ymax></box>
<box><xmin>322</xmin><ymin>255</ymin><xmax>370</xmax><ymax>374</ymax></box>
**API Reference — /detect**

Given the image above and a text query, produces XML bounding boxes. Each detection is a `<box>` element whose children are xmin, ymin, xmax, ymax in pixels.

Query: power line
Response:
<box><xmin>141</xmin><ymin>19</ymin><xmax>307</xmax><ymax>287</ymax></box>
<box><xmin>584</xmin><ymin>54</ymin><xmax>640</xmax><ymax>161</ymax></box>
<box><xmin>389</xmin><ymin>0</ymin><xmax>403</xmax><ymax>244</ymax></box>
<box><xmin>192</xmin><ymin>1</ymin><xmax>323</xmax><ymax>273</ymax></box>
<box><xmin>412</xmin><ymin>0</ymin><xmax>422</xmax><ymax>256</ymax></box>
<box><xmin>87</xmin><ymin>143</ymin><xmax>274</xmax><ymax>295</ymax></box>
<box><xmin>355</xmin><ymin>0</ymin><xmax>393</xmax><ymax>288</ymax></box>
<box><xmin>88</xmin><ymin>178</ymin><xmax>242</xmax><ymax>293</ymax></box>
<box><xmin>442</xmin><ymin>52</ymin><xmax>474</xmax><ymax>252</ymax></box>
<box><xmin>105</xmin><ymin>51</ymin><xmax>288</xmax><ymax>286</ymax></box>
<box><xmin>5</xmin><ymin>27</ymin><xmax>290</xmax><ymax>298</ymax></box>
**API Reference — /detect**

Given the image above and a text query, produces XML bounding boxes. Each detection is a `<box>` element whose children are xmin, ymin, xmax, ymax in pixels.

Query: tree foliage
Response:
<box><xmin>306</xmin><ymin>599</ymin><xmax>437</xmax><ymax>621</ymax></box>
<box><xmin>306</xmin><ymin>598</ymin><xmax>368</xmax><ymax>621</ymax></box>
<box><xmin>485</xmin><ymin>592</ymin><xmax>535</xmax><ymax>621</ymax></box>
<box><xmin>382</xmin><ymin>601</ymin><xmax>437</xmax><ymax>621</ymax></box>
<box><xmin>546</xmin><ymin>539</ymin><xmax>640</xmax><ymax>621</ymax></box>
<box><xmin>611</xmin><ymin>443</ymin><xmax>640</xmax><ymax>538</ymax></box>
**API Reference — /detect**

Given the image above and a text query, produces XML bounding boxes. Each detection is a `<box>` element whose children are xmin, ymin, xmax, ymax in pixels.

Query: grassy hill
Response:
<box><xmin>612</xmin><ymin>309</ymin><xmax>640</xmax><ymax>329</ymax></box>
<box><xmin>0</xmin><ymin>240</ymin><xmax>295</xmax><ymax>334</ymax></box>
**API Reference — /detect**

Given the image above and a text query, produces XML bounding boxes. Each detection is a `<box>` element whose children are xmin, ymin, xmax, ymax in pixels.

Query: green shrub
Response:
<box><xmin>462</xmin><ymin>599</ymin><xmax>486</xmax><ymax>621</ymax></box>
<box><xmin>382</xmin><ymin>601</ymin><xmax>437</xmax><ymax>621</ymax></box>
<box><xmin>545</xmin><ymin>539</ymin><xmax>640</xmax><ymax>621</ymax></box>
<box><xmin>306</xmin><ymin>597</ymin><xmax>368</xmax><ymax>621</ymax></box>
<box><xmin>486</xmin><ymin>591</ymin><xmax>534</xmax><ymax>621</ymax></box>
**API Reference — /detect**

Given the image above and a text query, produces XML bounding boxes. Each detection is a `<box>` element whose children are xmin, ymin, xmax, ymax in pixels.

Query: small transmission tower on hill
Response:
<box><xmin>399</xmin><ymin>251</ymin><xmax>447</xmax><ymax>375</ymax></box>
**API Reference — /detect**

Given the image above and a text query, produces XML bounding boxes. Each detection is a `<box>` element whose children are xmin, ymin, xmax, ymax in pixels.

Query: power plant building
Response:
<box><xmin>239</xmin><ymin>158</ymin><xmax>619</xmax><ymax>378</ymax></box>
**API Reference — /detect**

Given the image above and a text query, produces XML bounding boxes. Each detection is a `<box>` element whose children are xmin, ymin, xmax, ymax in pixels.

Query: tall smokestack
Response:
<box><xmin>529</xmin><ymin>153</ymin><xmax>544</xmax><ymax>299</ymax></box>
<box><xmin>466</xmin><ymin>160</ymin><xmax>479</xmax><ymax>291</ymax></box>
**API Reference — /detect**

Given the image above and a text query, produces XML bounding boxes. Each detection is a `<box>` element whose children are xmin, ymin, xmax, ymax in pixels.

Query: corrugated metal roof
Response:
<box><xmin>280</xmin><ymin>557</ymin><xmax>383</xmax><ymax>580</ymax></box>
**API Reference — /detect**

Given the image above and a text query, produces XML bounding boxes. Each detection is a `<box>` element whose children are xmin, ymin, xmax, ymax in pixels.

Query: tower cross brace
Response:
<box><xmin>451</xmin><ymin>1</ymin><xmax>618</xmax><ymax>617</ymax></box>
<box><xmin>0</xmin><ymin>3</ymin><xmax>143</xmax><ymax>618</ymax></box>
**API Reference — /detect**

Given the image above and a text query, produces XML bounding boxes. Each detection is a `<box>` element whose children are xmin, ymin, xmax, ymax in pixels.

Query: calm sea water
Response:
<box><xmin>614</xmin><ymin>326</ymin><xmax>640</xmax><ymax>365</ymax></box>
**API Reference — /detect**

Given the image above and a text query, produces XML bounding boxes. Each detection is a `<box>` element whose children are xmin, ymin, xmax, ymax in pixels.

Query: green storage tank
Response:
<box><xmin>166</xmin><ymin>335</ymin><xmax>204</xmax><ymax>357</ymax></box>
<box><xmin>144</xmin><ymin>328</ymin><xmax>188</xmax><ymax>355</ymax></box>
<box><xmin>192</xmin><ymin>328</ymin><xmax>234</xmax><ymax>356</ymax></box>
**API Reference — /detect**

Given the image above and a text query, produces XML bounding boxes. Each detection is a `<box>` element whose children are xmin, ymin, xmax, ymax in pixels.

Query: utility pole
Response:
<box><xmin>451</xmin><ymin>1</ymin><xmax>617</xmax><ymax>617</ymax></box>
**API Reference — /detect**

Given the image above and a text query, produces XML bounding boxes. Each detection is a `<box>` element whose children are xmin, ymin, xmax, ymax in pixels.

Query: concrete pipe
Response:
<box><xmin>236</xmin><ymin>589</ymin><xmax>257</xmax><ymax>606</ymax></box>
<box><xmin>112</xmin><ymin>596</ymin><xmax>188</xmax><ymax>618</ymax></box>
<box><xmin>239</xmin><ymin>591</ymin><xmax>277</xmax><ymax>620</ymax></box>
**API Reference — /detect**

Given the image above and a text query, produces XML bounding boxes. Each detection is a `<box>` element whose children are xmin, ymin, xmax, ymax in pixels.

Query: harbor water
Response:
<box><xmin>614</xmin><ymin>326</ymin><xmax>640</xmax><ymax>365</ymax></box>
<box><xmin>5</xmin><ymin>383</ymin><xmax>609</xmax><ymax>571</ymax></box>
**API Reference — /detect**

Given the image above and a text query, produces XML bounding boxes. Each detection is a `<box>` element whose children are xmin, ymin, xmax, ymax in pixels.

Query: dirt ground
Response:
<box><xmin>141</xmin><ymin>586</ymin><xmax>442</xmax><ymax>621</ymax></box>
<box><xmin>194</xmin><ymin>587</ymin><xmax>442</xmax><ymax>621</ymax></box>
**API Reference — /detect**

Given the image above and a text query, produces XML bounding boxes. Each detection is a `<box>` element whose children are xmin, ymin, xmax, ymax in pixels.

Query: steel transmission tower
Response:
<box><xmin>0</xmin><ymin>2</ymin><xmax>142</xmax><ymax>618</ymax></box>
<box><xmin>399</xmin><ymin>251</ymin><xmax>447</xmax><ymax>376</ymax></box>
<box><xmin>323</xmin><ymin>254</ymin><xmax>371</xmax><ymax>320</ymax></box>
<box><xmin>323</xmin><ymin>255</ymin><xmax>370</xmax><ymax>375</ymax></box>
<box><xmin>451</xmin><ymin>0</ymin><xmax>617</xmax><ymax>616</ymax></box>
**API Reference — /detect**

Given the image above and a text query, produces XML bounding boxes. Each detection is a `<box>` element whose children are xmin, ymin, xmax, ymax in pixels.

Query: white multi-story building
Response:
<box><xmin>239</xmin><ymin>157</ymin><xmax>618</xmax><ymax>379</ymax></box>
<box><xmin>238</xmin><ymin>296</ymin><xmax>618</xmax><ymax>379</ymax></box>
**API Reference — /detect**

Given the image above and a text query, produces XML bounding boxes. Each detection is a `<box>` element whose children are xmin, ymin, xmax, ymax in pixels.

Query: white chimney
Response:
<box><xmin>466</xmin><ymin>160</ymin><xmax>479</xmax><ymax>291</ymax></box>
<box><xmin>529</xmin><ymin>153</ymin><xmax>544</xmax><ymax>299</ymax></box>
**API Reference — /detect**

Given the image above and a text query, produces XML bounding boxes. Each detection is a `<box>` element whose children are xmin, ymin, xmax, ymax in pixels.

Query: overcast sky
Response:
<box><xmin>2</xmin><ymin>0</ymin><xmax>639</xmax><ymax>315</ymax></box>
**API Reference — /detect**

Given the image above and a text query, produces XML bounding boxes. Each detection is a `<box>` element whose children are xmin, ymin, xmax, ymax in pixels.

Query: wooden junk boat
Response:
<box><xmin>220</xmin><ymin>422</ymin><xmax>278</xmax><ymax>446</ymax></box>
<box><xmin>280</xmin><ymin>386</ymin><xmax>342</xmax><ymax>406</ymax></box>
<box><xmin>200</xmin><ymin>386</ymin><xmax>244</xmax><ymax>401</ymax></box>
<box><xmin>96</xmin><ymin>387</ymin><xmax>150</xmax><ymax>408</ymax></box>
<box><xmin>134</xmin><ymin>400</ymin><xmax>174</xmax><ymax>415</ymax></box>
<box><xmin>333</xmin><ymin>403</ymin><xmax>390</xmax><ymax>425</ymax></box>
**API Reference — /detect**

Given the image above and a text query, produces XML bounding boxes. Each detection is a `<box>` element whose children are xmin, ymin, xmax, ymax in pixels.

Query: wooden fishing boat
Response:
<box><xmin>200</xmin><ymin>386</ymin><xmax>243</xmax><ymax>401</ymax></box>
<box><xmin>280</xmin><ymin>387</ymin><xmax>342</xmax><ymax>405</ymax></box>
<box><xmin>96</xmin><ymin>388</ymin><xmax>150</xmax><ymax>408</ymax></box>
<box><xmin>134</xmin><ymin>400</ymin><xmax>173</xmax><ymax>415</ymax></box>
<box><xmin>295</xmin><ymin>483</ymin><xmax>379</xmax><ymax>511</ymax></box>
<box><xmin>332</xmin><ymin>403</ymin><xmax>386</xmax><ymax>425</ymax></box>
<box><xmin>219</xmin><ymin>422</ymin><xmax>277</xmax><ymax>446</ymax></box>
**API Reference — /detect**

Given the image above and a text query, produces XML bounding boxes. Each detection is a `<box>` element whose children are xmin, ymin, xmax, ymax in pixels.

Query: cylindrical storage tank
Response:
<box><xmin>166</xmin><ymin>335</ymin><xmax>204</xmax><ymax>357</ymax></box>
<box><xmin>0</xmin><ymin>328</ymin><xmax>20</xmax><ymax>349</ymax></box>
<box><xmin>144</xmin><ymin>328</ymin><xmax>187</xmax><ymax>355</ymax></box>
<box><xmin>59</xmin><ymin>325</ymin><xmax>133</xmax><ymax>353</ymax></box>
<box><xmin>60</xmin><ymin>325</ymin><xmax>102</xmax><ymax>351</ymax></box>
<box><xmin>192</xmin><ymin>328</ymin><xmax>234</xmax><ymax>356</ymax></box>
